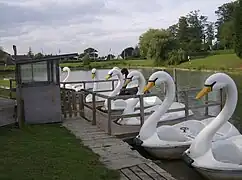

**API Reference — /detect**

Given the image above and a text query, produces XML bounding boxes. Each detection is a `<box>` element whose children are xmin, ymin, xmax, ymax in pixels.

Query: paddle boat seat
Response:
<box><xmin>212</xmin><ymin>139</ymin><xmax>242</xmax><ymax>165</ymax></box>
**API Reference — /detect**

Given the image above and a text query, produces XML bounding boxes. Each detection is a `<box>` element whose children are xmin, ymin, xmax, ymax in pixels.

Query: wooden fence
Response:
<box><xmin>61</xmin><ymin>80</ymin><xmax>224</xmax><ymax>135</ymax></box>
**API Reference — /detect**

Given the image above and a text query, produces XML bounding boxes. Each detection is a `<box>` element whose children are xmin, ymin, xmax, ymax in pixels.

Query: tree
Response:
<box><xmin>84</xmin><ymin>47</ymin><xmax>98</xmax><ymax>59</ymax></box>
<box><xmin>168</xmin><ymin>24</ymin><xmax>178</xmax><ymax>37</ymax></box>
<box><xmin>234</xmin><ymin>0</ymin><xmax>242</xmax><ymax>58</ymax></box>
<box><xmin>139</xmin><ymin>29</ymin><xmax>161</xmax><ymax>58</ymax></box>
<box><xmin>82</xmin><ymin>53</ymin><xmax>91</xmax><ymax>65</ymax></box>
<box><xmin>219</xmin><ymin>21</ymin><xmax>235</xmax><ymax>49</ymax></box>
<box><xmin>176</xmin><ymin>16</ymin><xmax>190</xmax><ymax>50</ymax></box>
<box><xmin>35</xmin><ymin>52</ymin><xmax>44</xmax><ymax>59</ymax></box>
<box><xmin>186</xmin><ymin>10</ymin><xmax>208</xmax><ymax>51</ymax></box>
<box><xmin>147</xmin><ymin>29</ymin><xmax>177</xmax><ymax>65</ymax></box>
<box><xmin>205</xmin><ymin>22</ymin><xmax>215</xmax><ymax>49</ymax></box>
<box><xmin>27</xmin><ymin>47</ymin><xmax>34</xmax><ymax>58</ymax></box>
<box><xmin>132</xmin><ymin>45</ymin><xmax>140</xmax><ymax>58</ymax></box>
<box><xmin>120</xmin><ymin>47</ymin><xmax>134</xmax><ymax>59</ymax></box>
<box><xmin>106</xmin><ymin>54</ymin><xmax>115</xmax><ymax>60</ymax></box>
<box><xmin>215</xmin><ymin>1</ymin><xmax>238</xmax><ymax>42</ymax></box>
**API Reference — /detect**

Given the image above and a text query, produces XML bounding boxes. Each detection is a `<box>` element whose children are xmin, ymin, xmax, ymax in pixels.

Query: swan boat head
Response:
<box><xmin>62</xmin><ymin>66</ymin><xmax>70</xmax><ymax>72</ymax></box>
<box><xmin>133</xmin><ymin>71</ymin><xmax>175</xmax><ymax>145</ymax></box>
<box><xmin>91</xmin><ymin>68</ymin><xmax>97</xmax><ymax>79</ymax></box>
<box><xmin>122</xmin><ymin>70</ymin><xmax>145</xmax><ymax>91</ymax></box>
<box><xmin>184</xmin><ymin>73</ymin><xmax>238</xmax><ymax>160</ymax></box>
<box><xmin>105</xmin><ymin>67</ymin><xmax>121</xmax><ymax>80</ymax></box>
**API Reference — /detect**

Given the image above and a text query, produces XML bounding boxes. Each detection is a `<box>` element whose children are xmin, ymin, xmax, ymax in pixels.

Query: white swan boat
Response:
<box><xmin>182</xmin><ymin>73</ymin><xmax>242</xmax><ymax>180</ymax></box>
<box><xmin>133</xmin><ymin>71</ymin><xmax>240</xmax><ymax>159</ymax></box>
<box><xmin>117</xmin><ymin>70</ymin><xmax>193</xmax><ymax>125</ymax></box>
<box><xmin>85</xmin><ymin>68</ymin><xmax>109</xmax><ymax>102</ymax></box>
<box><xmin>103</xmin><ymin>67</ymin><xmax>132</xmax><ymax>110</ymax></box>
<box><xmin>60</xmin><ymin>67</ymin><xmax>84</xmax><ymax>91</ymax></box>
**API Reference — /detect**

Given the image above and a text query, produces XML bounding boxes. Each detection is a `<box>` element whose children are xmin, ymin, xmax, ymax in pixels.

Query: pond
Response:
<box><xmin>60</xmin><ymin>67</ymin><xmax>242</xmax><ymax>180</ymax></box>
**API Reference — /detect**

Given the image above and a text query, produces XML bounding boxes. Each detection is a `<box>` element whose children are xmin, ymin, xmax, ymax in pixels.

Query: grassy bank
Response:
<box><xmin>1</xmin><ymin>53</ymin><xmax>242</xmax><ymax>74</ymax></box>
<box><xmin>0</xmin><ymin>124</ymin><xmax>119</xmax><ymax>180</ymax></box>
<box><xmin>177</xmin><ymin>53</ymin><xmax>242</xmax><ymax>70</ymax></box>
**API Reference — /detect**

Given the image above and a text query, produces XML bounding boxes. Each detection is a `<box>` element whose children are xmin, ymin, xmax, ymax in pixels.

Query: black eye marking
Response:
<box><xmin>127</xmin><ymin>76</ymin><xmax>133</xmax><ymax>80</ymax></box>
<box><xmin>109</xmin><ymin>72</ymin><xmax>113</xmax><ymax>76</ymax></box>
<box><xmin>204</xmin><ymin>81</ymin><xmax>216</xmax><ymax>90</ymax></box>
<box><xmin>148</xmin><ymin>77</ymin><xmax>158</xmax><ymax>83</ymax></box>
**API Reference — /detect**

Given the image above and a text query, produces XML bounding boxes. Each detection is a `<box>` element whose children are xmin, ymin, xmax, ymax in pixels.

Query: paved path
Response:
<box><xmin>63</xmin><ymin>117</ymin><xmax>176</xmax><ymax>180</ymax></box>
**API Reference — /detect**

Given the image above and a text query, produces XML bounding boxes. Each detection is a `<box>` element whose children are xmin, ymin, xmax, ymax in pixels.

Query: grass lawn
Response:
<box><xmin>0</xmin><ymin>124</ymin><xmax>119</xmax><ymax>180</ymax></box>
<box><xmin>177</xmin><ymin>54</ymin><xmax>242</xmax><ymax>70</ymax></box>
<box><xmin>60</xmin><ymin>59</ymin><xmax>155</xmax><ymax>69</ymax></box>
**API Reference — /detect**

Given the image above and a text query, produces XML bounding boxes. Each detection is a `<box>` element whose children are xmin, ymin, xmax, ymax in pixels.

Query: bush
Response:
<box><xmin>167</xmin><ymin>49</ymin><xmax>187</xmax><ymax>65</ymax></box>
<box><xmin>83</xmin><ymin>54</ymin><xmax>91</xmax><ymax>66</ymax></box>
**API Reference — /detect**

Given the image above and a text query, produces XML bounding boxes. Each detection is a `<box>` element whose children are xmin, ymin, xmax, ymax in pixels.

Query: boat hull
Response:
<box><xmin>195</xmin><ymin>167</ymin><xmax>242</xmax><ymax>180</ymax></box>
<box><xmin>144</xmin><ymin>145</ymin><xmax>190</xmax><ymax>159</ymax></box>
<box><xmin>182</xmin><ymin>153</ymin><xmax>242</xmax><ymax>180</ymax></box>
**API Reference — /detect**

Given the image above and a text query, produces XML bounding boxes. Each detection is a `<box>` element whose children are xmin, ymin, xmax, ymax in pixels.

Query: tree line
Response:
<box><xmin>134</xmin><ymin>0</ymin><xmax>242</xmax><ymax>65</ymax></box>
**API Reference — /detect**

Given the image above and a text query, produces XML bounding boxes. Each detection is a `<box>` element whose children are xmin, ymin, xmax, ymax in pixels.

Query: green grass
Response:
<box><xmin>1</xmin><ymin>53</ymin><xmax>242</xmax><ymax>73</ymax></box>
<box><xmin>177</xmin><ymin>54</ymin><xmax>242</xmax><ymax>70</ymax></box>
<box><xmin>0</xmin><ymin>124</ymin><xmax>119</xmax><ymax>180</ymax></box>
<box><xmin>60</xmin><ymin>59</ymin><xmax>155</xmax><ymax>69</ymax></box>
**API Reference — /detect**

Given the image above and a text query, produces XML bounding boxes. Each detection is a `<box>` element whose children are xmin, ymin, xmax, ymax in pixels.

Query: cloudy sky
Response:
<box><xmin>0</xmin><ymin>0</ymin><xmax>234</xmax><ymax>56</ymax></box>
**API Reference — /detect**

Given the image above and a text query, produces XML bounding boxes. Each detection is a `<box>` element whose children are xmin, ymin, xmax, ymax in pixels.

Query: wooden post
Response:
<box><xmin>14</xmin><ymin>45</ymin><xmax>24</xmax><ymax>128</ymax></box>
<box><xmin>68</xmin><ymin>91</ymin><xmax>72</xmax><ymax>118</ymax></box>
<box><xmin>72</xmin><ymin>91</ymin><xmax>77</xmax><ymax>117</ymax></box>
<box><xmin>139</xmin><ymin>94</ymin><xmax>145</xmax><ymax>126</ymax></box>
<box><xmin>79</xmin><ymin>92</ymin><xmax>84</xmax><ymax>117</ymax></box>
<box><xmin>63</xmin><ymin>84</ymin><xmax>67</xmax><ymax>118</ymax></box>
<box><xmin>205</xmin><ymin>94</ymin><xmax>209</xmax><ymax>116</ymax></box>
<box><xmin>107</xmin><ymin>97</ymin><xmax>112</xmax><ymax>135</ymax></box>
<box><xmin>92</xmin><ymin>92</ymin><xmax>96</xmax><ymax>125</ymax></box>
<box><xmin>184</xmin><ymin>91</ymin><xmax>189</xmax><ymax>118</ymax></box>
<box><xmin>173</xmin><ymin>68</ymin><xmax>178</xmax><ymax>102</ymax></box>
<box><xmin>9</xmin><ymin>79</ymin><xmax>12</xmax><ymax>99</ymax></box>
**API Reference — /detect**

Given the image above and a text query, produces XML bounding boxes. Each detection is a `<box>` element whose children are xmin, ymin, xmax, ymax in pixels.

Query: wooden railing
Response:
<box><xmin>61</xmin><ymin>80</ymin><xmax>223</xmax><ymax>135</ymax></box>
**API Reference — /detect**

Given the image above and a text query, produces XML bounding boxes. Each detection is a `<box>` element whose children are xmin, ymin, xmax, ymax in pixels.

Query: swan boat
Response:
<box><xmin>133</xmin><ymin>71</ymin><xmax>240</xmax><ymax>159</ymax></box>
<box><xmin>182</xmin><ymin>73</ymin><xmax>242</xmax><ymax>180</ymax></box>
<box><xmin>85</xmin><ymin>68</ymin><xmax>110</xmax><ymax>102</ymax></box>
<box><xmin>117</xmin><ymin>70</ymin><xmax>193</xmax><ymax>126</ymax></box>
<box><xmin>60</xmin><ymin>67</ymin><xmax>84</xmax><ymax>91</ymax></box>
<box><xmin>103</xmin><ymin>67</ymin><xmax>135</xmax><ymax>110</ymax></box>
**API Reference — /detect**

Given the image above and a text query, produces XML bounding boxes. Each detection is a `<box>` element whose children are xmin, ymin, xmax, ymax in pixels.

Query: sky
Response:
<box><xmin>0</xmin><ymin>0</ymin><xmax>234</xmax><ymax>56</ymax></box>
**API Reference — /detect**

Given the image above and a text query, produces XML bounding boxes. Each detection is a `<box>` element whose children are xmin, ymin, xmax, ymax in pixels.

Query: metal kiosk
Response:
<box><xmin>15</xmin><ymin>53</ymin><xmax>78</xmax><ymax>125</ymax></box>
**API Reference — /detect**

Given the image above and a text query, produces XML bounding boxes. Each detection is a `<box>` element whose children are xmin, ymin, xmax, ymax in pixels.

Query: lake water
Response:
<box><xmin>61</xmin><ymin>68</ymin><xmax>242</xmax><ymax>180</ymax></box>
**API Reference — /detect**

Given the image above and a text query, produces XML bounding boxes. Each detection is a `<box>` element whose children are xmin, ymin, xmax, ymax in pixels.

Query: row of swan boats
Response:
<box><xmin>127</xmin><ymin>70</ymin><xmax>241</xmax><ymax>180</ymax></box>
<box><xmin>60</xmin><ymin>66</ymin><xmax>194</xmax><ymax>126</ymax></box>
<box><xmin>60</xmin><ymin>66</ymin><xmax>242</xmax><ymax>179</ymax></box>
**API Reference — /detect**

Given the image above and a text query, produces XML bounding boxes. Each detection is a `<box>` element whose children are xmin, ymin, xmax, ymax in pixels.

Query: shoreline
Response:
<box><xmin>1</xmin><ymin>64</ymin><xmax>242</xmax><ymax>76</ymax></box>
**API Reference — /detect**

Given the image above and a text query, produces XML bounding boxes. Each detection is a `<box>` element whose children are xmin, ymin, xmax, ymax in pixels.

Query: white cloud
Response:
<box><xmin>0</xmin><ymin>0</ymin><xmax>234</xmax><ymax>56</ymax></box>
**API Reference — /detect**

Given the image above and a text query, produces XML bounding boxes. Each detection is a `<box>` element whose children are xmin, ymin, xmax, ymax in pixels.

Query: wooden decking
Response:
<box><xmin>63</xmin><ymin>117</ymin><xmax>176</xmax><ymax>180</ymax></box>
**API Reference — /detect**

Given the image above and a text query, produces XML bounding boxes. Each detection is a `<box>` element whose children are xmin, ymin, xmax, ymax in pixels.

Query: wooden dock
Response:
<box><xmin>63</xmin><ymin>117</ymin><xmax>176</xmax><ymax>180</ymax></box>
